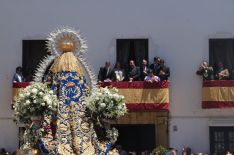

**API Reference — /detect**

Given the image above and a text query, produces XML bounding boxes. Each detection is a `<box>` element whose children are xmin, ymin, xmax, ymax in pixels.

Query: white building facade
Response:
<box><xmin>0</xmin><ymin>0</ymin><xmax>234</xmax><ymax>153</ymax></box>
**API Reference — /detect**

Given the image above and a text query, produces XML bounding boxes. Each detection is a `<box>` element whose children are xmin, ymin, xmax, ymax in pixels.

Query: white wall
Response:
<box><xmin>170</xmin><ymin>117</ymin><xmax>210</xmax><ymax>153</ymax></box>
<box><xmin>1</xmin><ymin>0</ymin><xmax>234</xmax><ymax>153</ymax></box>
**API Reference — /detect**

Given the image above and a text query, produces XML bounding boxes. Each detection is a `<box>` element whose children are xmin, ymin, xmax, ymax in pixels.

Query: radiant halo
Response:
<box><xmin>46</xmin><ymin>27</ymin><xmax>88</xmax><ymax>56</ymax></box>
<box><xmin>34</xmin><ymin>27</ymin><xmax>96</xmax><ymax>90</ymax></box>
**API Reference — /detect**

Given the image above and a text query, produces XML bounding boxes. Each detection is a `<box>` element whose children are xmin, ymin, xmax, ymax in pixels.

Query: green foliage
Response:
<box><xmin>152</xmin><ymin>145</ymin><xmax>168</xmax><ymax>155</ymax></box>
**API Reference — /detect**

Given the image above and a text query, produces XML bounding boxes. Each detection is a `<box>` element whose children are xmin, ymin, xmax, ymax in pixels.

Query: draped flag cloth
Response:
<box><xmin>101</xmin><ymin>81</ymin><xmax>169</xmax><ymax>111</ymax></box>
<box><xmin>13</xmin><ymin>81</ymin><xmax>169</xmax><ymax>112</ymax></box>
<box><xmin>202</xmin><ymin>80</ymin><xmax>234</xmax><ymax>109</ymax></box>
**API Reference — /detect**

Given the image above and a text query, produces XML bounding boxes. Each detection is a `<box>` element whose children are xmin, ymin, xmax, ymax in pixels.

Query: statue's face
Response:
<box><xmin>60</xmin><ymin>40</ymin><xmax>75</xmax><ymax>53</ymax></box>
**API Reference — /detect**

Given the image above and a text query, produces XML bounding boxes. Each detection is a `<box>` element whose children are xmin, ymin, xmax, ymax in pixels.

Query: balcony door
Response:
<box><xmin>22</xmin><ymin>40</ymin><xmax>47</xmax><ymax>81</ymax></box>
<box><xmin>116</xmin><ymin>39</ymin><xmax>148</xmax><ymax>71</ymax></box>
<box><xmin>210</xmin><ymin>127</ymin><xmax>234</xmax><ymax>154</ymax></box>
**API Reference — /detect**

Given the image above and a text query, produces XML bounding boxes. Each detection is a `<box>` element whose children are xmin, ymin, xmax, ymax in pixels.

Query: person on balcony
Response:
<box><xmin>158</xmin><ymin>59</ymin><xmax>170</xmax><ymax>81</ymax></box>
<box><xmin>182</xmin><ymin>146</ymin><xmax>192</xmax><ymax>155</ymax></box>
<box><xmin>12</xmin><ymin>66</ymin><xmax>25</xmax><ymax>83</ymax></box>
<box><xmin>128</xmin><ymin>60</ymin><xmax>141</xmax><ymax>81</ymax></box>
<box><xmin>144</xmin><ymin>69</ymin><xmax>160</xmax><ymax>83</ymax></box>
<box><xmin>150</xmin><ymin>56</ymin><xmax>161</xmax><ymax>76</ymax></box>
<box><xmin>112</xmin><ymin>62</ymin><xmax>125</xmax><ymax>82</ymax></box>
<box><xmin>98</xmin><ymin>61</ymin><xmax>113</xmax><ymax>83</ymax></box>
<box><xmin>140</xmin><ymin>59</ymin><xmax>150</xmax><ymax>81</ymax></box>
<box><xmin>214</xmin><ymin>62</ymin><xmax>230</xmax><ymax>80</ymax></box>
<box><xmin>196</xmin><ymin>61</ymin><xmax>214</xmax><ymax>80</ymax></box>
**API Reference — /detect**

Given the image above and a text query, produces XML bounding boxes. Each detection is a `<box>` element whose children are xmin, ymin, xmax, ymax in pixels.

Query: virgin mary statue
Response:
<box><xmin>33</xmin><ymin>27</ymin><xmax>105</xmax><ymax>155</ymax></box>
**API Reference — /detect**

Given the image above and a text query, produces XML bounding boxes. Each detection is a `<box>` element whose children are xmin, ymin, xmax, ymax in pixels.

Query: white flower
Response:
<box><xmin>52</xmin><ymin>102</ymin><xmax>57</xmax><ymax>107</ymax></box>
<box><xmin>109</xmin><ymin>94</ymin><xmax>113</xmax><ymax>98</ymax></box>
<box><xmin>31</xmin><ymin>88</ymin><xmax>38</xmax><ymax>94</ymax></box>
<box><xmin>39</xmin><ymin>92</ymin><xmax>43</xmax><ymax>96</ymax></box>
<box><xmin>19</xmin><ymin>93</ymin><xmax>24</xmax><ymax>98</ymax></box>
<box><xmin>96</xmin><ymin>92</ymin><xmax>102</xmax><ymax>96</ymax></box>
<box><xmin>41</xmin><ymin>103</ymin><xmax>45</xmax><ymax>106</ymax></box>
<box><xmin>26</xmin><ymin>100</ymin><xmax>30</xmax><ymax>105</ymax></box>
<box><xmin>43</xmin><ymin>96</ymin><xmax>49</xmax><ymax>101</ymax></box>
<box><xmin>33</xmin><ymin>100</ymin><xmax>37</xmax><ymax>103</ymax></box>
<box><xmin>112</xmin><ymin>88</ymin><xmax>118</xmax><ymax>93</ymax></box>
<box><xmin>49</xmin><ymin>90</ymin><xmax>54</xmax><ymax>95</ymax></box>
<box><xmin>26</xmin><ymin>92</ymin><xmax>30</xmax><ymax>96</ymax></box>
<box><xmin>118</xmin><ymin>105</ymin><xmax>122</xmax><ymax>110</ymax></box>
<box><xmin>47</xmin><ymin>100</ymin><xmax>52</xmax><ymax>105</ymax></box>
<box><xmin>113</xmin><ymin>94</ymin><xmax>119</xmax><ymax>99</ymax></box>
<box><xmin>100</xmin><ymin>103</ymin><xmax>106</xmax><ymax>108</ymax></box>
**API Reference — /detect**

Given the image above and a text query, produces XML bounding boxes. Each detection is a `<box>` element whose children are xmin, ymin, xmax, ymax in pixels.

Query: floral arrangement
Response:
<box><xmin>13</xmin><ymin>83</ymin><xmax>58</xmax><ymax>153</ymax></box>
<box><xmin>106</xmin><ymin>127</ymin><xmax>119</xmax><ymax>143</ymax></box>
<box><xmin>86</xmin><ymin>87</ymin><xmax>127</xmax><ymax>125</ymax></box>
<box><xmin>152</xmin><ymin>145</ymin><xmax>168</xmax><ymax>155</ymax></box>
<box><xmin>86</xmin><ymin>87</ymin><xmax>126</xmax><ymax>147</ymax></box>
<box><xmin>13</xmin><ymin>83</ymin><xmax>58</xmax><ymax>124</ymax></box>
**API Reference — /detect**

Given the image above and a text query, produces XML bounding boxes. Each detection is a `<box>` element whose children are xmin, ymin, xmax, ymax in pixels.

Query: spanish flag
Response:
<box><xmin>13</xmin><ymin>81</ymin><xmax>170</xmax><ymax>111</ymax></box>
<box><xmin>101</xmin><ymin>81</ymin><xmax>169</xmax><ymax>111</ymax></box>
<box><xmin>202</xmin><ymin>80</ymin><xmax>234</xmax><ymax>108</ymax></box>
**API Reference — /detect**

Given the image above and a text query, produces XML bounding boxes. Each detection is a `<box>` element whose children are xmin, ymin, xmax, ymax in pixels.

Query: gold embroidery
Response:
<box><xmin>50</xmin><ymin>52</ymin><xmax>84</xmax><ymax>76</ymax></box>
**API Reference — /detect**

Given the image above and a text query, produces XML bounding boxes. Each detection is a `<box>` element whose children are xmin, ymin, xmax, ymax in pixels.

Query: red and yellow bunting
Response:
<box><xmin>13</xmin><ymin>81</ymin><xmax>170</xmax><ymax>111</ymax></box>
<box><xmin>202</xmin><ymin>80</ymin><xmax>234</xmax><ymax>108</ymax></box>
<box><xmin>101</xmin><ymin>81</ymin><xmax>169</xmax><ymax>111</ymax></box>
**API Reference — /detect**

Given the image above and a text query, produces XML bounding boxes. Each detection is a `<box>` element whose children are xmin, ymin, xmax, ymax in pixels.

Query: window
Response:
<box><xmin>22</xmin><ymin>40</ymin><xmax>47</xmax><ymax>81</ymax></box>
<box><xmin>116</xmin><ymin>39</ymin><xmax>148</xmax><ymax>70</ymax></box>
<box><xmin>112</xmin><ymin>124</ymin><xmax>155</xmax><ymax>154</ymax></box>
<box><xmin>210</xmin><ymin>127</ymin><xmax>234</xmax><ymax>154</ymax></box>
<box><xmin>209</xmin><ymin>39</ymin><xmax>234</xmax><ymax>76</ymax></box>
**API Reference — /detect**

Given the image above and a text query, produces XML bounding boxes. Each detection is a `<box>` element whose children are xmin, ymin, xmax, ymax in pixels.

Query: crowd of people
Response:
<box><xmin>12</xmin><ymin>66</ymin><xmax>33</xmax><ymax>83</ymax></box>
<box><xmin>196</xmin><ymin>61</ymin><xmax>231</xmax><ymax>80</ymax></box>
<box><xmin>112</xmin><ymin>145</ymin><xmax>233</xmax><ymax>155</ymax></box>
<box><xmin>12</xmin><ymin>60</ymin><xmax>234</xmax><ymax>83</ymax></box>
<box><xmin>12</xmin><ymin>56</ymin><xmax>170</xmax><ymax>84</ymax></box>
<box><xmin>98</xmin><ymin>57</ymin><xmax>170</xmax><ymax>83</ymax></box>
<box><xmin>1</xmin><ymin>146</ymin><xmax>233</xmax><ymax>155</ymax></box>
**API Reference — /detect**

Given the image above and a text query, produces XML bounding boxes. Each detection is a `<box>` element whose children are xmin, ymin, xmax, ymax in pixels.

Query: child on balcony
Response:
<box><xmin>144</xmin><ymin>69</ymin><xmax>160</xmax><ymax>83</ymax></box>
